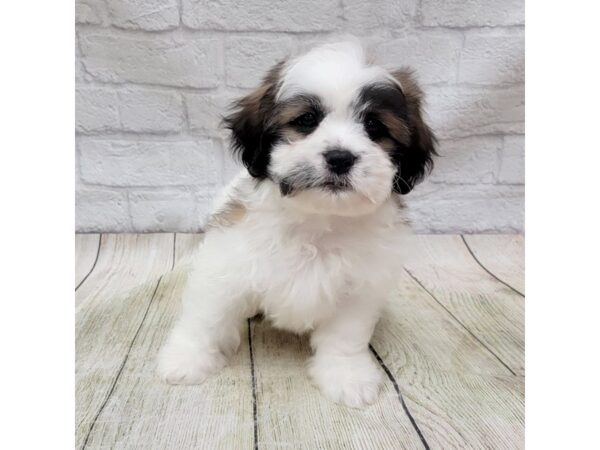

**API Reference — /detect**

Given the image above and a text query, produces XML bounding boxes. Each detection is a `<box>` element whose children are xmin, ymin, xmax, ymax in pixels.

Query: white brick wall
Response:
<box><xmin>76</xmin><ymin>0</ymin><xmax>524</xmax><ymax>233</ymax></box>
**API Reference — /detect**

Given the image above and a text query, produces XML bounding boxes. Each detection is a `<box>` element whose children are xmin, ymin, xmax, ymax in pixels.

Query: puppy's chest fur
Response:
<box><xmin>239</xmin><ymin>204</ymin><xmax>406</xmax><ymax>333</ymax></box>
<box><xmin>205</xmin><ymin>175</ymin><xmax>409</xmax><ymax>333</ymax></box>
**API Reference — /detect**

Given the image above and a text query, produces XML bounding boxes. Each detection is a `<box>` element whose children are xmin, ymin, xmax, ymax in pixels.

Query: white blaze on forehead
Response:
<box><xmin>277</xmin><ymin>41</ymin><xmax>393</xmax><ymax>110</ymax></box>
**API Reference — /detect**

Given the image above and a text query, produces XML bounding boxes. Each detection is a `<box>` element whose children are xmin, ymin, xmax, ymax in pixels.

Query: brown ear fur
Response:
<box><xmin>390</xmin><ymin>69</ymin><xmax>437</xmax><ymax>194</ymax></box>
<box><xmin>223</xmin><ymin>61</ymin><xmax>285</xmax><ymax>179</ymax></box>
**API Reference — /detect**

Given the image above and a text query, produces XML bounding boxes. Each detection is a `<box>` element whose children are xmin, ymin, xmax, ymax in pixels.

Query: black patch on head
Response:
<box><xmin>223</xmin><ymin>62</ymin><xmax>285</xmax><ymax>179</ymax></box>
<box><xmin>357</xmin><ymin>83</ymin><xmax>409</xmax><ymax>125</ymax></box>
<box><xmin>356</xmin><ymin>83</ymin><xmax>410</xmax><ymax>146</ymax></box>
<box><xmin>392</xmin><ymin>71</ymin><xmax>437</xmax><ymax>195</ymax></box>
<box><xmin>276</xmin><ymin>94</ymin><xmax>325</xmax><ymax>136</ymax></box>
<box><xmin>356</xmin><ymin>76</ymin><xmax>437</xmax><ymax>195</ymax></box>
<box><xmin>363</xmin><ymin>112</ymin><xmax>389</xmax><ymax>141</ymax></box>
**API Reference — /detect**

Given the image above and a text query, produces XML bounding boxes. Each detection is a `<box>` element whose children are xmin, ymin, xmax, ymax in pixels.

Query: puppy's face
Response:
<box><xmin>225</xmin><ymin>41</ymin><xmax>436</xmax><ymax>216</ymax></box>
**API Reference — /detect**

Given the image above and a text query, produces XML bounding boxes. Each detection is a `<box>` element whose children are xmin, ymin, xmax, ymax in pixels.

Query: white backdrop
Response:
<box><xmin>75</xmin><ymin>0</ymin><xmax>524</xmax><ymax>233</ymax></box>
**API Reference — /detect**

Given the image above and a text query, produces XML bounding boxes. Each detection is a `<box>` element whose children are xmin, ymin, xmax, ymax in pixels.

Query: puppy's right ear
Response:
<box><xmin>223</xmin><ymin>61</ymin><xmax>285</xmax><ymax>179</ymax></box>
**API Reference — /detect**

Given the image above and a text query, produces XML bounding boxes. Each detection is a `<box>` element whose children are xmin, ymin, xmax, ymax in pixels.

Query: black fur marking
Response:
<box><xmin>391</xmin><ymin>139</ymin><xmax>435</xmax><ymax>195</ymax></box>
<box><xmin>290</xmin><ymin>111</ymin><xmax>320</xmax><ymax>133</ymax></box>
<box><xmin>276</xmin><ymin>94</ymin><xmax>326</xmax><ymax>136</ymax></box>
<box><xmin>279</xmin><ymin>180</ymin><xmax>293</xmax><ymax>196</ymax></box>
<box><xmin>356</xmin><ymin>80</ymin><xmax>436</xmax><ymax>195</ymax></box>
<box><xmin>364</xmin><ymin>113</ymin><xmax>390</xmax><ymax>141</ymax></box>
<box><xmin>223</xmin><ymin>109</ymin><xmax>280</xmax><ymax>179</ymax></box>
<box><xmin>223</xmin><ymin>61</ymin><xmax>284</xmax><ymax>180</ymax></box>
<box><xmin>356</xmin><ymin>83</ymin><xmax>409</xmax><ymax>124</ymax></box>
<box><xmin>278</xmin><ymin>163</ymin><xmax>321</xmax><ymax>196</ymax></box>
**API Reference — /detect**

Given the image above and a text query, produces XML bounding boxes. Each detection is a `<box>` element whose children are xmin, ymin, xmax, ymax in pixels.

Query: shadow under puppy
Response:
<box><xmin>158</xmin><ymin>39</ymin><xmax>437</xmax><ymax>408</ymax></box>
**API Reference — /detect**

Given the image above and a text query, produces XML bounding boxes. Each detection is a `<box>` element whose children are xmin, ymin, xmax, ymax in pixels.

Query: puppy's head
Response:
<box><xmin>224</xmin><ymin>40</ymin><xmax>436</xmax><ymax>216</ymax></box>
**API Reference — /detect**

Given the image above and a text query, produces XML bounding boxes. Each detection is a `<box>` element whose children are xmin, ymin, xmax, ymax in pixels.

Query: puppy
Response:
<box><xmin>157</xmin><ymin>40</ymin><xmax>436</xmax><ymax>408</ymax></box>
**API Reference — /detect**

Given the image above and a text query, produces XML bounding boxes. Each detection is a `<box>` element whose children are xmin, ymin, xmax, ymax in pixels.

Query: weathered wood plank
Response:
<box><xmin>75</xmin><ymin>233</ymin><xmax>101</xmax><ymax>289</ymax></box>
<box><xmin>462</xmin><ymin>234</ymin><xmax>524</xmax><ymax>295</ymax></box>
<box><xmin>250</xmin><ymin>318</ymin><xmax>424</xmax><ymax>450</ymax></box>
<box><xmin>403</xmin><ymin>235</ymin><xmax>524</xmax><ymax>376</ymax></box>
<box><xmin>75</xmin><ymin>233</ymin><xmax>524</xmax><ymax>449</ymax></box>
<box><xmin>76</xmin><ymin>234</ymin><xmax>174</xmax><ymax>449</ymax></box>
<box><xmin>376</xmin><ymin>271</ymin><xmax>515</xmax><ymax>377</ymax></box>
<box><xmin>82</xmin><ymin>266</ymin><xmax>254</xmax><ymax>449</ymax></box>
<box><xmin>370</xmin><ymin>272</ymin><xmax>524</xmax><ymax>449</ymax></box>
<box><xmin>389</xmin><ymin>366</ymin><xmax>523</xmax><ymax>450</ymax></box>
<box><xmin>75</xmin><ymin>234</ymin><xmax>175</xmax><ymax>310</ymax></box>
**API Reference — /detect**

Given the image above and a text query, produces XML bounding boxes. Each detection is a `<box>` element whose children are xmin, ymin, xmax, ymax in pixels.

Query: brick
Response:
<box><xmin>76</xmin><ymin>39</ymin><xmax>88</xmax><ymax>82</ymax></box>
<box><xmin>76</xmin><ymin>87</ymin><xmax>120</xmax><ymax>133</ymax></box>
<box><xmin>74</xmin><ymin>0</ymin><xmax>527</xmax><ymax>234</ymax></box>
<box><xmin>196</xmin><ymin>194</ymin><xmax>219</xmax><ymax>229</ymax></box>
<box><xmin>118</xmin><ymin>88</ymin><xmax>184</xmax><ymax>133</ymax></box>
<box><xmin>76</xmin><ymin>86</ymin><xmax>185</xmax><ymax>133</ymax></box>
<box><xmin>407</xmin><ymin>183</ymin><xmax>524</xmax><ymax>233</ymax></box>
<box><xmin>220</xmin><ymin>140</ymin><xmax>244</xmax><ymax>182</ymax></box>
<box><xmin>76</xmin><ymin>59</ymin><xmax>86</xmax><ymax>82</ymax></box>
<box><xmin>430</xmin><ymin>136</ymin><xmax>501</xmax><ymax>184</ymax></box>
<box><xmin>129</xmin><ymin>190</ymin><xmax>200</xmax><ymax>231</ymax></box>
<box><xmin>76</xmin><ymin>0</ymin><xmax>107</xmax><ymax>25</ymax></box>
<box><xmin>499</xmin><ymin>135</ymin><xmax>524</xmax><ymax>184</ymax></box>
<box><xmin>421</xmin><ymin>0</ymin><xmax>524</xmax><ymax>27</ymax></box>
<box><xmin>185</xmin><ymin>92</ymin><xmax>238</xmax><ymax>136</ymax></box>
<box><xmin>76</xmin><ymin>186</ymin><xmax>130</xmax><ymax>232</ymax></box>
<box><xmin>225</xmin><ymin>36</ymin><xmax>295</xmax><ymax>88</ymax></box>
<box><xmin>79</xmin><ymin>33</ymin><xmax>221</xmax><ymax>88</ymax></box>
<box><xmin>79</xmin><ymin>139</ymin><xmax>222</xmax><ymax>187</ymax></box>
<box><xmin>75</xmin><ymin>35</ymin><xmax>93</xmax><ymax>83</ymax></box>
<box><xmin>342</xmin><ymin>0</ymin><xmax>417</xmax><ymax>30</ymax></box>
<box><xmin>459</xmin><ymin>29</ymin><xmax>524</xmax><ymax>85</ymax></box>
<box><xmin>425</xmin><ymin>85</ymin><xmax>524</xmax><ymax>139</ymax></box>
<box><xmin>106</xmin><ymin>0</ymin><xmax>179</xmax><ymax>30</ymax></box>
<box><xmin>373</xmin><ymin>31</ymin><xmax>462</xmax><ymax>84</ymax></box>
<box><xmin>182</xmin><ymin>0</ymin><xmax>340</xmax><ymax>32</ymax></box>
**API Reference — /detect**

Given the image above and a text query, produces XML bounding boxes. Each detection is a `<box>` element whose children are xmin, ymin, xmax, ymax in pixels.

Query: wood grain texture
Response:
<box><xmin>370</xmin><ymin>272</ymin><xmax>524</xmax><ymax>449</ymax></box>
<box><xmin>403</xmin><ymin>235</ymin><xmax>525</xmax><ymax>376</ymax></box>
<box><xmin>76</xmin><ymin>234</ymin><xmax>174</xmax><ymax>449</ymax></box>
<box><xmin>82</xmin><ymin>267</ymin><xmax>254</xmax><ymax>449</ymax></box>
<box><xmin>75</xmin><ymin>234</ymin><xmax>174</xmax><ymax>311</ymax></box>
<box><xmin>75</xmin><ymin>233</ymin><xmax>525</xmax><ymax>449</ymax></box>
<box><xmin>462</xmin><ymin>234</ymin><xmax>524</xmax><ymax>295</ymax></box>
<box><xmin>251</xmin><ymin>318</ymin><xmax>425</xmax><ymax>449</ymax></box>
<box><xmin>376</xmin><ymin>272</ymin><xmax>514</xmax><ymax>377</ymax></box>
<box><xmin>75</xmin><ymin>234</ymin><xmax>101</xmax><ymax>289</ymax></box>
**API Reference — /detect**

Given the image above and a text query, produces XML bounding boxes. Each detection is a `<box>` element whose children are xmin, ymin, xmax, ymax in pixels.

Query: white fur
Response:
<box><xmin>158</xmin><ymin>41</ymin><xmax>414</xmax><ymax>408</ymax></box>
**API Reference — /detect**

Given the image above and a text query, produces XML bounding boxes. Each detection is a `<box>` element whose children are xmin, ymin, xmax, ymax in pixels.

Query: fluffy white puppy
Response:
<box><xmin>157</xmin><ymin>40</ymin><xmax>436</xmax><ymax>408</ymax></box>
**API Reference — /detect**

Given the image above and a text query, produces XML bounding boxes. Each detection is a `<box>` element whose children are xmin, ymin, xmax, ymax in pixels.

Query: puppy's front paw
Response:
<box><xmin>157</xmin><ymin>340</ymin><xmax>226</xmax><ymax>385</ymax></box>
<box><xmin>309</xmin><ymin>352</ymin><xmax>383</xmax><ymax>408</ymax></box>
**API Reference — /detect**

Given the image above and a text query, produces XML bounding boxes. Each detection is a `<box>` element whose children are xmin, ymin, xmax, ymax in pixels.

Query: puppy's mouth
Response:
<box><xmin>278</xmin><ymin>165</ymin><xmax>354</xmax><ymax>196</ymax></box>
<box><xmin>320</xmin><ymin>178</ymin><xmax>352</xmax><ymax>192</ymax></box>
<box><xmin>279</xmin><ymin>176</ymin><xmax>353</xmax><ymax>196</ymax></box>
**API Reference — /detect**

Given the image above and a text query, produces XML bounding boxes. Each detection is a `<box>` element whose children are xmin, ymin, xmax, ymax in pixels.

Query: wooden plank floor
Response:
<box><xmin>75</xmin><ymin>233</ymin><xmax>524</xmax><ymax>450</ymax></box>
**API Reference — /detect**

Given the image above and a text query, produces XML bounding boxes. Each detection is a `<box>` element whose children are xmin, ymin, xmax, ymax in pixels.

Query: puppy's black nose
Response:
<box><xmin>323</xmin><ymin>149</ymin><xmax>357</xmax><ymax>175</ymax></box>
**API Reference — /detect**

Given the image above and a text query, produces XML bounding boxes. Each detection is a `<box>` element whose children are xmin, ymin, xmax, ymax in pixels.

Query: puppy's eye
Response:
<box><xmin>292</xmin><ymin>112</ymin><xmax>318</xmax><ymax>128</ymax></box>
<box><xmin>364</xmin><ymin>114</ymin><xmax>388</xmax><ymax>140</ymax></box>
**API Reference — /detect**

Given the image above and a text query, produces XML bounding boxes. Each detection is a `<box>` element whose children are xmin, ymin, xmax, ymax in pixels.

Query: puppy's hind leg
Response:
<box><xmin>157</xmin><ymin>262</ymin><xmax>254</xmax><ymax>385</ymax></box>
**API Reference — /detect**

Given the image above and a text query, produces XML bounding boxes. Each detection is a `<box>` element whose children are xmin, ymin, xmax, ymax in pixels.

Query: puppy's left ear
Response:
<box><xmin>223</xmin><ymin>61</ymin><xmax>285</xmax><ymax>179</ymax></box>
<box><xmin>390</xmin><ymin>69</ymin><xmax>438</xmax><ymax>194</ymax></box>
